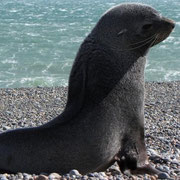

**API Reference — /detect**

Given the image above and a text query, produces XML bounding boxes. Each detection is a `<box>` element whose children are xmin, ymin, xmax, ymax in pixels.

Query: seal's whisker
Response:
<box><xmin>129</xmin><ymin>34</ymin><xmax>157</xmax><ymax>46</ymax></box>
<box><xmin>118</xmin><ymin>35</ymin><xmax>157</xmax><ymax>51</ymax></box>
<box><xmin>109</xmin><ymin>34</ymin><xmax>157</xmax><ymax>52</ymax></box>
<box><xmin>148</xmin><ymin>34</ymin><xmax>158</xmax><ymax>48</ymax></box>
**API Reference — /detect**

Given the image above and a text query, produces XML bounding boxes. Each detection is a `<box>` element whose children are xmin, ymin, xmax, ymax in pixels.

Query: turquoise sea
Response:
<box><xmin>0</xmin><ymin>0</ymin><xmax>179</xmax><ymax>88</ymax></box>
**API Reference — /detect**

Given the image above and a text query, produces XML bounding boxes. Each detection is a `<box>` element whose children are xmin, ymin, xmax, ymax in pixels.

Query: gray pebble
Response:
<box><xmin>69</xmin><ymin>169</ymin><xmax>81</xmax><ymax>177</ymax></box>
<box><xmin>0</xmin><ymin>175</ymin><xmax>8</xmax><ymax>180</ymax></box>
<box><xmin>171</xmin><ymin>159</ymin><xmax>180</xmax><ymax>166</ymax></box>
<box><xmin>48</xmin><ymin>173</ymin><xmax>61</xmax><ymax>179</ymax></box>
<box><xmin>158</xmin><ymin>172</ymin><xmax>170</xmax><ymax>179</ymax></box>
<box><xmin>148</xmin><ymin>148</ymin><xmax>160</xmax><ymax>157</ymax></box>
<box><xmin>98</xmin><ymin>172</ymin><xmax>106</xmax><ymax>177</ymax></box>
<box><xmin>163</xmin><ymin>165</ymin><xmax>170</xmax><ymax>172</ymax></box>
<box><xmin>88</xmin><ymin>173</ymin><xmax>95</xmax><ymax>177</ymax></box>
<box><xmin>2</xmin><ymin>126</ymin><xmax>11</xmax><ymax>131</ymax></box>
<box><xmin>81</xmin><ymin>175</ymin><xmax>89</xmax><ymax>180</ymax></box>
<box><xmin>88</xmin><ymin>178</ymin><xmax>98</xmax><ymax>180</ymax></box>
<box><xmin>0</xmin><ymin>83</ymin><xmax>179</xmax><ymax>179</ymax></box>
<box><xmin>35</xmin><ymin>175</ymin><xmax>48</xmax><ymax>180</ymax></box>
<box><xmin>115</xmin><ymin>175</ymin><xmax>124</xmax><ymax>180</ymax></box>
<box><xmin>174</xmin><ymin>169</ymin><xmax>180</xmax><ymax>174</ymax></box>
<box><xmin>24</xmin><ymin>174</ymin><xmax>33</xmax><ymax>180</ymax></box>
<box><xmin>98</xmin><ymin>175</ymin><xmax>105</xmax><ymax>180</ymax></box>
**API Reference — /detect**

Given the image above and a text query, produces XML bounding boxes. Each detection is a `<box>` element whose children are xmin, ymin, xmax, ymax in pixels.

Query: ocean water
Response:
<box><xmin>0</xmin><ymin>0</ymin><xmax>179</xmax><ymax>88</ymax></box>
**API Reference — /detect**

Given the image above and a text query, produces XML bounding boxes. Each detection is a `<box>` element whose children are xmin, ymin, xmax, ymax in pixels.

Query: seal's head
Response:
<box><xmin>93</xmin><ymin>3</ymin><xmax>175</xmax><ymax>54</ymax></box>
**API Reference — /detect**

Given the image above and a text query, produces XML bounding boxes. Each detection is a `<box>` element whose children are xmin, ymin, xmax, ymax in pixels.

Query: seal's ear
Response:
<box><xmin>117</xmin><ymin>29</ymin><xmax>127</xmax><ymax>37</ymax></box>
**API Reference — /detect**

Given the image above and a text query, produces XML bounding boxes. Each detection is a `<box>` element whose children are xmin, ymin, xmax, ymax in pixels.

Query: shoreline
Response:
<box><xmin>0</xmin><ymin>80</ymin><xmax>180</xmax><ymax>90</ymax></box>
<box><xmin>0</xmin><ymin>81</ymin><xmax>179</xmax><ymax>179</ymax></box>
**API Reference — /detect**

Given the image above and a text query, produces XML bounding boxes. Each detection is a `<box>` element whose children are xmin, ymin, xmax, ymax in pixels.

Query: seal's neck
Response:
<box><xmin>84</xmin><ymin>36</ymin><xmax>147</xmax><ymax>106</ymax></box>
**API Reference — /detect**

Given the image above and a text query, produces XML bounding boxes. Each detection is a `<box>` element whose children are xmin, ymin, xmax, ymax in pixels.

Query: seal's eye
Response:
<box><xmin>142</xmin><ymin>24</ymin><xmax>153</xmax><ymax>30</ymax></box>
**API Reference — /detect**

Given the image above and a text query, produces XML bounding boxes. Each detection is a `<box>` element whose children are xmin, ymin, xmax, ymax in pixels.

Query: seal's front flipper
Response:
<box><xmin>130</xmin><ymin>164</ymin><xmax>160</xmax><ymax>175</ymax></box>
<box><xmin>115</xmin><ymin>133</ymin><xmax>161</xmax><ymax>176</ymax></box>
<box><xmin>116</xmin><ymin>155</ymin><xmax>161</xmax><ymax>175</ymax></box>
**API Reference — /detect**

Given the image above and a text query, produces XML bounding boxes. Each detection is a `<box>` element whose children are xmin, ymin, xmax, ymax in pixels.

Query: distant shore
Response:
<box><xmin>0</xmin><ymin>81</ymin><xmax>179</xmax><ymax>179</ymax></box>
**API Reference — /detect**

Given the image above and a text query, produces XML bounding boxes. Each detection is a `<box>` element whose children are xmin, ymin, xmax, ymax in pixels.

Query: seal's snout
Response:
<box><xmin>152</xmin><ymin>17</ymin><xmax>175</xmax><ymax>46</ymax></box>
<box><xmin>167</xmin><ymin>19</ymin><xmax>175</xmax><ymax>30</ymax></box>
<box><xmin>161</xmin><ymin>17</ymin><xmax>175</xmax><ymax>30</ymax></box>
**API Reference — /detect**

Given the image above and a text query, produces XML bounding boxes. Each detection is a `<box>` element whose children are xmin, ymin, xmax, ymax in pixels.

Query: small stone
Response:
<box><xmin>23</xmin><ymin>173</ymin><xmax>33</xmax><ymax>180</ymax></box>
<box><xmin>40</xmin><ymin>173</ymin><xmax>48</xmax><ymax>176</ymax></box>
<box><xmin>93</xmin><ymin>172</ymin><xmax>99</xmax><ymax>177</ymax></box>
<box><xmin>98</xmin><ymin>172</ymin><xmax>106</xmax><ymax>177</ymax></box>
<box><xmin>89</xmin><ymin>177</ymin><xmax>97</xmax><ymax>180</ymax></box>
<box><xmin>107</xmin><ymin>175</ymin><xmax>114</xmax><ymax>180</ymax></box>
<box><xmin>88</xmin><ymin>173</ymin><xmax>95</xmax><ymax>177</ymax></box>
<box><xmin>174</xmin><ymin>169</ymin><xmax>180</xmax><ymax>174</ymax></box>
<box><xmin>158</xmin><ymin>172</ymin><xmax>170</xmax><ymax>179</ymax></box>
<box><xmin>115</xmin><ymin>174</ymin><xmax>124</xmax><ymax>180</ymax></box>
<box><xmin>49</xmin><ymin>173</ymin><xmax>61</xmax><ymax>180</ymax></box>
<box><xmin>108</xmin><ymin>163</ymin><xmax>120</xmax><ymax>172</ymax></box>
<box><xmin>71</xmin><ymin>175</ymin><xmax>76</xmax><ymax>179</ymax></box>
<box><xmin>81</xmin><ymin>175</ymin><xmax>88</xmax><ymax>180</ymax></box>
<box><xmin>171</xmin><ymin>159</ymin><xmax>180</xmax><ymax>165</ymax></box>
<box><xmin>0</xmin><ymin>175</ymin><xmax>8</xmax><ymax>180</ymax></box>
<box><xmin>2</xmin><ymin>174</ymin><xmax>10</xmax><ymax>179</ymax></box>
<box><xmin>148</xmin><ymin>149</ymin><xmax>160</xmax><ymax>157</ymax></box>
<box><xmin>2</xmin><ymin>126</ymin><xmax>11</xmax><ymax>130</ymax></box>
<box><xmin>100</xmin><ymin>177</ymin><xmax>108</xmax><ymax>180</ymax></box>
<box><xmin>163</xmin><ymin>165</ymin><xmax>170</xmax><ymax>172</ymax></box>
<box><xmin>63</xmin><ymin>174</ymin><xmax>70</xmax><ymax>179</ymax></box>
<box><xmin>98</xmin><ymin>175</ymin><xmax>106</xmax><ymax>180</ymax></box>
<box><xmin>150</xmin><ymin>176</ymin><xmax>157</xmax><ymax>180</ymax></box>
<box><xmin>34</xmin><ymin>175</ymin><xmax>48</xmax><ymax>180</ymax></box>
<box><xmin>17</xmin><ymin>173</ymin><xmax>24</xmax><ymax>179</ymax></box>
<box><xmin>9</xmin><ymin>176</ymin><xmax>16</xmax><ymax>180</ymax></box>
<box><xmin>69</xmin><ymin>169</ymin><xmax>81</xmax><ymax>177</ymax></box>
<box><xmin>130</xmin><ymin>175</ymin><xmax>138</xmax><ymax>180</ymax></box>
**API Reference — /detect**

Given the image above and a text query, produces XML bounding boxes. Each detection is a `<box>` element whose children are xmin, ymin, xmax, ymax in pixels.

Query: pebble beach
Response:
<box><xmin>0</xmin><ymin>82</ymin><xmax>179</xmax><ymax>180</ymax></box>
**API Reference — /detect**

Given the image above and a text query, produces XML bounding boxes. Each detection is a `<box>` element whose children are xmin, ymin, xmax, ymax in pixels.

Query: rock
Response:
<box><xmin>0</xmin><ymin>175</ymin><xmax>8</xmax><ymax>180</ymax></box>
<box><xmin>49</xmin><ymin>173</ymin><xmax>61</xmax><ymax>180</ymax></box>
<box><xmin>98</xmin><ymin>172</ymin><xmax>106</xmax><ymax>177</ymax></box>
<box><xmin>150</xmin><ymin>176</ymin><xmax>157</xmax><ymax>180</ymax></box>
<box><xmin>171</xmin><ymin>159</ymin><xmax>180</xmax><ymax>165</ymax></box>
<box><xmin>148</xmin><ymin>149</ymin><xmax>160</xmax><ymax>157</ymax></box>
<box><xmin>34</xmin><ymin>175</ymin><xmax>48</xmax><ymax>180</ymax></box>
<box><xmin>81</xmin><ymin>175</ymin><xmax>89</xmax><ymax>180</ymax></box>
<box><xmin>130</xmin><ymin>175</ymin><xmax>138</xmax><ymax>180</ymax></box>
<box><xmin>69</xmin><ymin>169</ymin><xmax>81</xmax><ymax>177</ymax></box>
<box><xmin>163</xmin><ymin>165</ymin><xmax>170</xmax><ymax>172</ymax></box>
<box><xmin>108</xmin><ymin>164</ymin><xmax>120</xmax><ymax>172</ymax></box>
<box><xmin>98</xmin><ymin>175</ymin><xmax>107</xmax><ymax>180</ymax></box>
<box><xmin>158</xmin><ymin>172</ymin><xmax>170</xmax><ymax>179</ymax></box>
<box><xmin>2</xmin><ymin>126</ymin><xmax>11</xmax><ymax>130</ymax></box>
<box><xmin>174</xmin><ymin>169</ymin><xmax>180</xmax><ymax>174</ymax></box>
<box><xmin>23</xmin><ymin>173</ymin><xmax>33</xmax><ymax>180</ymax></box>
<box><xmin>88</xmin><ymin>173</ymin><xmax>95</xmax><ymax>177</ymax></box>
<box><xmin>114</xmin><ymin>174</ymin><xmax>124</xmax><ymax>180</ymax></box>
<box><xmin>17</xmin><ymin>173</ymin><xmax>24</xmax><ymax>179</ymax></box>
<box><xmin>88</xmin><ymin>178</ymin><xmax>98</xmax><ymax>180</ymax></box>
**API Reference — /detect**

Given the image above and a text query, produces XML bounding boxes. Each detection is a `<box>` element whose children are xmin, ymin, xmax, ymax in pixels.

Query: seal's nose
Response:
<box><xmin>162</xmin><ymin>17</ymin><xmax>175</xmax><ymax>30</ymax></box>
<box><xmin>171</xmin><ymin>22</ymin><xmax>175</xmax><ymax>29</ymax></box>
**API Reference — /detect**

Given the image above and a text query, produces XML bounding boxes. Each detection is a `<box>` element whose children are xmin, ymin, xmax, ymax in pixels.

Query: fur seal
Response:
<box><xmin>0</xmin><ymin>3</ymin><xmax>175</xmax><ymax>175</ymax></box>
